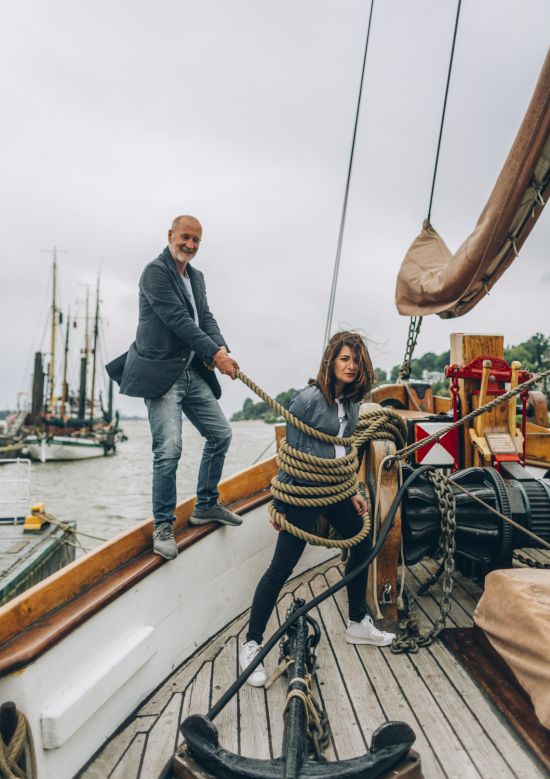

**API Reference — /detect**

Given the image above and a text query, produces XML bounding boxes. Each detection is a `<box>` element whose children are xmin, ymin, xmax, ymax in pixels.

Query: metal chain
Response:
<box><xmin>513</xmin><ymin>551</ymin><xmax>550</xmax><ymax>570</ymax></box>
<box><xmin>398</xmin><ymin>316</ymin><xmax>423</xmax><ymax>381</ymax></box>
<box><xmin>391</xmin><ymin>469</ymin><xmax>456</xmax><ymax>653</ymax></box>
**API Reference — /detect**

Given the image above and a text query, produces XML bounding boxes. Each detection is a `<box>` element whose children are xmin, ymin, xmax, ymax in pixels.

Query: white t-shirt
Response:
<box><xmin>335</xmin><ymin>397</ymin><xmax>347</xmax><ymax>458</ymax></box>
<box><xmin>180</xmin><ymin>269</ymin><xmax>199</xmax><ymax>366</ymax></box>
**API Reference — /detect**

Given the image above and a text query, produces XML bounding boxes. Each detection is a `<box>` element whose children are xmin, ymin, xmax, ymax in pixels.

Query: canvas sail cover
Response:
<box><xmin>474</xmin><ymin>568</ymin><xmax>550</xmax><ymax>729</ymax></box>
<box><xmin>396</xmin><ymin>49</ymin><xmax>550</xmax><ymax>319</ymax></box>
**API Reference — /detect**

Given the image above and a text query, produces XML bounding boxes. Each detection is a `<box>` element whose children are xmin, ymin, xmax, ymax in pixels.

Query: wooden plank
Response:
<box><xmin>411</xmin><ymin>648</ymin><xmax>515</xmax><ymax>777</ymax></box>
<box><xmin>80</xmin><ymin>716</ymin><xmax>156</xmax><ymax>779</ymax></box>
<box><xmin>430</xmin><ymin>640</ymin><xmax>548</xmax><ymax>779</ymax></box>
<box><xmin>140</xmin><ymin>692</ymin><xmax>183</xmax><ymax>778</ymax></box>
<box><xmin>110</xmin><ymin>733</ymin><xmax>147</xmax><ymax>779</ymax></box>
<box><xmin>262</xmin><ymin>583</ymin><xmax>288</xmax><ymax>759</ymax></box>
<box><xmin>210</xmin><ymin>636</ymin><xmax>239</xmax><ymax>755</ymax></box>
<box><xmin>237</xmin><ymin>623</ymin><xmax>271</xmax><ymax>759</ymax></box>
<box><xmin>416</xmin><ymin>560</ymin><xmax>479</xmax><ymax>620</ymax></box>
<box><xmin>325</xmin><ymin>566</ymin><xmax>445</xmax><ymax>779</ymax></box>
<box><xmin>406</xmin><ymin>564</ymin><xmax>471</xmax><ymax>629</ymax></box>
<box><xmin>309</xmin><ymin>571</ymin><xmax>386</xmax><ymax>742</ymax></box>
<box><xmin>420</xmin><ymin>558</ymin><xmax>483</xmax><ymax>603</ymax></box>
<box><xmin>139</xmin><ymin>609</ymin><xmax>250</xmax><ymax>716</ymax></box>
<box><xmin>185</xmin><ymin>663</ymin><xmax>212</xmax><ymax>721</ymax></box>
<box><xmin>387</xmin><ymin>652</ymin><xmax>481</xmax><ymax>777</ymax></box>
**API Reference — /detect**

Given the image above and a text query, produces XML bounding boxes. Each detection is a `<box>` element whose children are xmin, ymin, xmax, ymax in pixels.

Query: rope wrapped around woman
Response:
<box><xmin>237</xmin><ymin>372</ymin><xmax>407</xmax><ymax>548</ymax></box>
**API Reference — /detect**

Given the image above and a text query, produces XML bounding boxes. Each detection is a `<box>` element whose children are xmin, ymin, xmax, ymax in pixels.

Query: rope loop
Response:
<box><xmin>0</xmin><ymin>704</ymin><xmax>36</xmax><ymax>779</ymax></box>
<box><xmin>236</xmin><ymin>371</ymin><xmax>408</xmax><ymax>549</ymax></box>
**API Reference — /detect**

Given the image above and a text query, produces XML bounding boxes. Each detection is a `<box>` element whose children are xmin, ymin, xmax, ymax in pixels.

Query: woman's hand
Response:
<box><xmin>351</xmin><ymin>493</ymin><xmax>367</xmax><ymax>516</ymax></box>
<box><xmin>269</xmin><ymin>515</ymin><xmax>283</xmax><ymax>532</ymax></box>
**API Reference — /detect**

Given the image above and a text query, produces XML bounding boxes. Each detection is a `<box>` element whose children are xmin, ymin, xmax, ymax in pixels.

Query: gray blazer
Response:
<box><xmin>106</xmin><ymin>247</ymin><xmax>228</xmax><ymax>399</ymax></box>
<box><xmin>276</xmin><ymin>384</ymin><xmax>359</xmax><ymax>505</ymax></box>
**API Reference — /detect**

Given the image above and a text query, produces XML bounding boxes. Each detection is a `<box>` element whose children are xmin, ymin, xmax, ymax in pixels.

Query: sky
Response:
<box><xmin>1</xmin><ymin>0</ymin><xmax>549</xmax><ymax>418</ymax></box>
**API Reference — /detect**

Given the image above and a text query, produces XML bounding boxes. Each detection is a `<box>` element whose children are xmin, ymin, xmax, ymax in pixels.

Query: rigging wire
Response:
<box><xmin>401</xmin><ymin>0</ymin><xmax>462</xmax><ymax>379</ymax></box>
<box><xmin>426</xmin><ymin>0</ymin><xmax>462</xmax><ymax>224</ymax></box>
<box><xmin>323</xmin><ymin>0</ymin><xmax>375</xmax><ymax>348</ymax></box>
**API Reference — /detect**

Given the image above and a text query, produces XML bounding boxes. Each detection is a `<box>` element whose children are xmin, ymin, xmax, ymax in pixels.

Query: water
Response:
<box><xmin>24</xmin><ymin>420</ymin><xmax>277</xmax><ymax>554</ymax></box>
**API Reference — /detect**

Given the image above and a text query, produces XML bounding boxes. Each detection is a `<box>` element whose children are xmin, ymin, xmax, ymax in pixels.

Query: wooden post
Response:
<box><xmin>509</xmin><ymin>361</ymin><xmax>521</xmax><ymax>436</ymax></box>
<box><xmin>361</xmin><ymin>437</ymin><xmax>401</xmax><ymax>627</ymax></box>
<box><xmin>450</xmin><ymin>334</ymin><xmax>508</xmax><ymax>467</ymax></box>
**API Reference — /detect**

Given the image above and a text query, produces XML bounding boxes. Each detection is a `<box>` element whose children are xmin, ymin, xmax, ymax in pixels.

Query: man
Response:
<box><xmin>107</xmin><ymin>215</ymin><xmax>242</xmax><ymax>560</ymax></box>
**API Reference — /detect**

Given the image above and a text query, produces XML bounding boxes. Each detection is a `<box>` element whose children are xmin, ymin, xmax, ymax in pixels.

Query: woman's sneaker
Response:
<box><xmin>345</xmin><ymin>615</ymin><xmax>395</xmax><ymax>646</ymax></box>
<box><xmin>239</xmin><ymin>640</ymin><xmax>267</xmax><ymax>687</ymax></box>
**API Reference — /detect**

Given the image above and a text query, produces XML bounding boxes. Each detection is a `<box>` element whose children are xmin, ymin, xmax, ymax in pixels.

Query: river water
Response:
<box><xmin>24</xmin><ymin>420</ymin><xmax>276</xmax><ymax>555</ymax></box>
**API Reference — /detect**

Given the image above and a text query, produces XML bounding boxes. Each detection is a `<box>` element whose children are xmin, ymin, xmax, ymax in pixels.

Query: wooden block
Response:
<box><xmin>450</xmin><ymin>334</ymin><xmax>507</xmax><ymax>467</ymax></box>
<box><xmin>364</xmin><ymin>440</ymin><xmax>401</xmax><ymax>624</ymax></box>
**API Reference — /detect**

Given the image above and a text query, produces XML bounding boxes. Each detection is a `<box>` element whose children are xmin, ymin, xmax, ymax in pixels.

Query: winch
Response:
<box><xmin>402</xmin><ymin>461</ymin><xmax>550</xmax><ymax>571</ymax></box>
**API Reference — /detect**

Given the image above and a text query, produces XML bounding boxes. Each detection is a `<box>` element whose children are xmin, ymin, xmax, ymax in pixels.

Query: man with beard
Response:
<box><xmin>107</xmin><ymin>215</ymin><xmax>242</xmax><ymax>560</ymax></box>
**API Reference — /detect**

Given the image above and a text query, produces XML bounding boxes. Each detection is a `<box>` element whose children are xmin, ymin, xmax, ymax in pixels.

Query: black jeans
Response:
<box><xmin>246</xmin><ymin>498</ymin><xmax>372</xmax><ymax>644</ymax></box>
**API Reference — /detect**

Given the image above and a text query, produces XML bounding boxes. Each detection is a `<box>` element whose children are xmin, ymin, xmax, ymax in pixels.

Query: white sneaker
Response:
<box><xmin>345</xmin><ymin>615</ymin><xmax>396</xmax><ymax>646</ymax></box>
<box><xmin>239</xmin><ymin>640</ymin><xmax>267</xmax><ymax>687</ymax></box>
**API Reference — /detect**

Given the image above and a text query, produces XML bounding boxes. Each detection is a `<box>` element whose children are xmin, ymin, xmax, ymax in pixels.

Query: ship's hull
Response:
<box><xmin>0</xmin><ymin>456</ymin><xmax>336</xmax><ymax>779</ymax></box>
<box><xmin>24</xmin><ymin>435</ymin><xmax>108</xmax><ymax>462</ymax></box>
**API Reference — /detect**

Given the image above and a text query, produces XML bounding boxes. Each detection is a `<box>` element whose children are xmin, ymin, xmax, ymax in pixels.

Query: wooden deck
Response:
<box><xmin>80</xmin><ymin>551</ymin><xmax>549</xmax><ymax>779</ymax></box>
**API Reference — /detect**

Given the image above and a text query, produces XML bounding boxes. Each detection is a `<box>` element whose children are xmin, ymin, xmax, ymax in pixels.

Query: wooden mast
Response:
<box><xmin>47</xmin><ymin>247</ymin><xmax>58</xmax><ymax>413</ymax></box>
<box><xmin>89</xmin><ymin>277</ymin><xmax>100</xmax><ymax>421</ymax></box>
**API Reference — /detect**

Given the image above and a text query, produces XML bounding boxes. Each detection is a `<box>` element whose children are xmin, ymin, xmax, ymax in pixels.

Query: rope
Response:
<box><xmin>323</xmin><ymin>0</ymin><xmax>375</xmax><ymax>347</ymax></box>
<box><xmin>237</xmin><ymin>370</ymin><xmax>406</xmax><ymax>549</ymax></box>
<box><xmin>0</xmin><ymin>707</ymin><xmax>36</xmax><ymax>779</ymax></box>
<box><xmin>283</xmin><ymin>674</ymin><xmax>322</xmax><ymax>736</ymax></box>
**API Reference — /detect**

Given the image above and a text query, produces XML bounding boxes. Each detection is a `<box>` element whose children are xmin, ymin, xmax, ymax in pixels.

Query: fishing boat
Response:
<box><xmin>0</xmin><ymin>459</ymin><xmax>76</xmax><ymax>605</ymax></box>
<box><xmin>0</xmin><ymin>12</ymin><xmax>549</xmax><ymax>779</ymax></box>
<box><xmin>23</xmin><ymin>251</ymin><xmax>126</xmax><ymax>463</ymax></box>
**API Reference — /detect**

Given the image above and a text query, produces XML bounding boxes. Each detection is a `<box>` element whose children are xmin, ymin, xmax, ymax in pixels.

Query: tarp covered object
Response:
<box><xmin>396</xmin><ymin>49</ymin><xmax>550</xmax><ymax>318</ymax></box>
<box><xmin>474</xmin><ymin>568</ymin><xmax>550</xmax><ymax>729</ymax></box>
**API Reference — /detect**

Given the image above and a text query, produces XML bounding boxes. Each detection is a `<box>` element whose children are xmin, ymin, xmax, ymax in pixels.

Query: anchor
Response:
<box><xmin>177</xmin><ymin>599</ymin><xmax>417</xmax><ymax>779</ymax></box>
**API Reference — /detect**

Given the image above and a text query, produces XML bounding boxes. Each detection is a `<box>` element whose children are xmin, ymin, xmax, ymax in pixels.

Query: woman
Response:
<box><xmin>240</xmin><ymin>331</ymin><xmax>395</xmax><ymax>687</ymax></box>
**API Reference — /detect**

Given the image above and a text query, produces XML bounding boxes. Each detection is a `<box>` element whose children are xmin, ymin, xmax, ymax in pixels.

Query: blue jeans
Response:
<box><xmin>145</xmin><ymin>366</ymin><xmax>232</xmax><ymax>526</ymax></box>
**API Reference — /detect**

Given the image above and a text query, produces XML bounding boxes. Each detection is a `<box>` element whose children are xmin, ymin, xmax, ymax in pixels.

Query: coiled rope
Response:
<box><xmin>0</xmin><ymin>705</ymin><xmax>36</xmax><ymax>779</ymax></box>
<box><xmin>236</xmin><ymin>371</ymin><xmax>407</xmax><ymax>548</ymax></box>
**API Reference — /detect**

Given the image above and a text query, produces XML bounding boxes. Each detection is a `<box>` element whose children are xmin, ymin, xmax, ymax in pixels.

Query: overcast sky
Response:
<box><xmin>1</xmin><ymin>0</ymin><xmax>549</xmax><ymax>417</ymax></box>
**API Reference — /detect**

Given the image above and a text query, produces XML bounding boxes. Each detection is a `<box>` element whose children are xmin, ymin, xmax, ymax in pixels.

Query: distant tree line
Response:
<box><xmin>231</xmin><ymin>334</ymin><xmax>550</xmax><ymax>421</ymax></box>
<box><xmin>231</xmin><ymin>388</ymin><xmax>297</xmax><ymax>423</ymax></box>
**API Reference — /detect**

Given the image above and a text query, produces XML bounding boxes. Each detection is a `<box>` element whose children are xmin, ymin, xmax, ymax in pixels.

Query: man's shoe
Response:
<box><xmin>190</xmin><ymin>502</ymin><xmax>243</xmax><ymax>526</ymax></box>
<box><xmin>345</xmin><ymin>615</ymin><xmax>395</xmax><ymax>646</ymax></box>
<box><xmin>152</xmin><ymin>521</ymin><xmax>178</xmax><ymax>560</ymax></box>
<box><xmin>239</xmin><ymin>640</ymin><xmax>267</xmax><ymax>687</ymax></box>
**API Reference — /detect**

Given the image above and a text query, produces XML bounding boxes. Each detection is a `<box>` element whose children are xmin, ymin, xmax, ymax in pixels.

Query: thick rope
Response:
<box><xmin>237</xmin><ymin>371</ymin><xmax>408</xmax><ymax>548</ymax></box>
<box><xmin>0</xmin><ymin>708</ymin><xmax>36</xmax><ymax>779</ymax></box>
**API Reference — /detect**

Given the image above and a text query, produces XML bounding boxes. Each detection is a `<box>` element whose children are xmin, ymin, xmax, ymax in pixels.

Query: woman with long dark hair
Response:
<box><xmin>240</xmin><ymin>331</ymin><xmax>395</xmax><ymax>687</ymax></box>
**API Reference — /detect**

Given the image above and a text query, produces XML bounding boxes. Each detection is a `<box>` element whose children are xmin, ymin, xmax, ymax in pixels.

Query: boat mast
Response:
<box><xmin>48</xmin><ymin>247</ymin><xmax>58</xmax><ymax>412</ymax></box>
<box><xmin>78</xmin><ymin>287</ymin><xmax>90</xmax><ymax>419</ymax></box>
<box><xmin>61</xmin><ymin>309</ymin><xmax>71</xmax><ymax>417</ymax></box>
<box><xmin>89</xmin><ymin>276</ymin><xmax>100</xmax><ymax>421</ymax></box>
